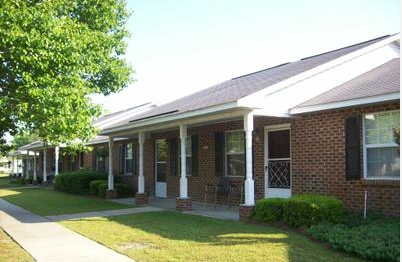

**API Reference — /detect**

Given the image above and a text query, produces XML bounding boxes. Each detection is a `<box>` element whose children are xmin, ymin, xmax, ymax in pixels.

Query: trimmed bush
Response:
<box><xmin>283</xmin><ymin>194</ymin><xmax>343</xmax><ymax>227</ymax></box>
<box><xmin>309</xmin><ymin>218</ymin><xmax>399</xmax><ymax>262</ymax></box>
<box><xmin>252</xmin><ymin>198</ymin><xmax>286</xmax><ymax>222</ymax></box>
<box><xmin>98</xmin><ymin>182</ymin><xmax>108</xmax><ymax>198</ymax></box>
<box><xmin>90</xmin><ymin>180</ymin><xmax>107</xmax><ymax>195</ymax></box>
<box><xmin>54</xmin><ymin>171</ymin><xmax>121</xmax><ymax>194</ymax></box>
<box><xmin>97</xmin><ymin>183</ymin><xmax>134</xmax><ymax>198</ymax></box>
<box><xmin>115</xmin><ymin>183</ymin><xmax>134</xmax><ymax>198</ymax></box>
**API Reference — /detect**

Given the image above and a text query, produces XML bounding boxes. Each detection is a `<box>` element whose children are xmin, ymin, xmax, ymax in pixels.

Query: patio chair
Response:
<box><xmin>204</xmin><ymin>176</ymin><xmax>231</xmax><ymax>207</ymax></box>
<box><xmin>228</xmin><ymin>180</ymin><xmax>243</xmax><ymax>206</ymax></box>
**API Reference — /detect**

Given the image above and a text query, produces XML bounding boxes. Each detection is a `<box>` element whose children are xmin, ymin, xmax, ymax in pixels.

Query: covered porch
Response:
<box><xmin>101</xmin><ymin>106</ymin><xmax>291</xmax><ymax>218</ymax></box>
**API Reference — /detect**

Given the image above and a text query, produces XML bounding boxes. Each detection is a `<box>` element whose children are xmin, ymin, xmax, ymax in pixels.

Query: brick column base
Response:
<box><xmin>106</xmin><ymin>189</ymin><xmax>117</xmax><ymax>199</ymax></box>
<box><xmin>135</xmin><ymin>193</ymin><xmax>148</xmax><ymax>206</ymax></box>
<box><xmin>176</xmin><ymin>197</ymin><xmax>192</xmax><ymax>211</ymax></box>
<box><xmin>239</xmin><ymin>204</ymin><xmax>255</xmax><ymax>221</ymax></box>
<box><xmin>42</xmin><ymin>181</ymin><xmax>49</xmax><ymax>187</ymax></box>
<box><xmin>32</xmin><ymin>180</ymin><xmax>38</xmax><ymax>185</ymax></box>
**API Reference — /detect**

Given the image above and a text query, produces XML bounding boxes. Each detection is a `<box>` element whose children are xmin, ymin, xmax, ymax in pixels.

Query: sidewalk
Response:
<box><xmin>0</xmin><ymin>198</ymin><xmax>133</xmax><ymax>262</ymax></box>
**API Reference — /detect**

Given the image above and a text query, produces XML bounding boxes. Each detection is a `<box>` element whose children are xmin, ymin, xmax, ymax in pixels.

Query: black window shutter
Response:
<box><xmin>170</xmin><ymin>138</ymin><xmax>178</xmax><ymax>176</ymax></box>
<box><xmin>119</xmin><ymin>144</ymin><xmax>126</xmax><ymax>174</ymax></box>
<box><xmin>118</xmin><ymin>144</ymin><xmax>123</xmax><ymax>174</ymax></box>
<box><xmin>191</xmin><ymin>135</ymin><xmax>199</xmax><ymax>176</ymax></box>
<box><xmin>214</xmin><ymin>132</ymin><xmax>225</xmax><ymax>176</ymax></box>
<box><xmin>133</xmin><ymin>143</ymin><xmax>137</xmax><ymax>175</ymax></box>
<box><xmin>345</xmin><ymin>116</ymin><xmax>361</xmax><ymax>180</ymax></box>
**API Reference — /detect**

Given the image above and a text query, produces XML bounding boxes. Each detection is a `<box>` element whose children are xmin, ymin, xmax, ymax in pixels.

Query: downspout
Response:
<box><xmin>363</xmin><ymin>190</ymin><xmax>367</xmax><ymax>219</ymax></box>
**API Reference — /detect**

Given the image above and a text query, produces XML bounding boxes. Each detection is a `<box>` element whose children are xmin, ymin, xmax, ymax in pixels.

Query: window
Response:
<box><xmin>178</xmin><ymin>136</ymin><xmax>192</xmax><ymax>176</ymax></box>
<box><xmin>124</xmin><ymin>143</ymin><xmax>133</xmax><ymax>175</ymax></box>
<box><xmin>70</xmin><ymin>155</ymin><xmax>76</xmax><ymax>171</ymax></box>
<box><xmin>364</xmin><ymin>111</ymin><xmax>400</xmax><ymax>179</ymax></box>
<box><xmin>79</xmin><ymin>152</ymin><xmax>84</xmax><ymax>169</ymax></box>
<box><xmin>226</xmin><ymin>130</ymin><xmax>245</xmax><ymax>176</ymax></box>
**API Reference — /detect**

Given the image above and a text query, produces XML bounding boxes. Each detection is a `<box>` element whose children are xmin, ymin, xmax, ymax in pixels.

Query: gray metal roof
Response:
<box><xmin>295</xmin><ymin>58</ymin><xmax>400</xmax><ymax>108</ymax></box>
<box><xmin>107</xmin><ymin>35</ymin><xmax>391</xmax><ymax>128</ymax></box>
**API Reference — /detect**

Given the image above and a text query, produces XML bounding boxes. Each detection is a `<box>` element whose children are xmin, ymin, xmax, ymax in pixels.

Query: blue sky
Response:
<box><xmin>92</xmin><ymin>0</ymin><xmax>400</xmax><ymax>112</ymax></box>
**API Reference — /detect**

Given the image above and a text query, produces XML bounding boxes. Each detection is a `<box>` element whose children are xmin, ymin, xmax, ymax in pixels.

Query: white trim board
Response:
<box><xmin>290</xmin><ymin>93</ymin><xmax>400</xmax><ymax>115</ymax></box>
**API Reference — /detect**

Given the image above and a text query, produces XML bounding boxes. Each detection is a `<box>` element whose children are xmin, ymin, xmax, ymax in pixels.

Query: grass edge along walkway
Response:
<box><xmin>60</xmin><ymin>211</ymin><xmax>366</xmax><ymax>262</ymax></box>
<box><xmin>0</xmin><ymin>187</ymin><xmax>133</xmax><ymax>216</ymax></box>
<box><xmin>0</xmin><ymin>227</ymin><xmax>33</xmax><ymax>262</ymax></box>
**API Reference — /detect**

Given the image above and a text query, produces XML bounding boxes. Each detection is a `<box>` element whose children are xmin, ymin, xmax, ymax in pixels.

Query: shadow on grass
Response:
<box><xmin>69</xmin><ymin>211</ymin><xmax>364</xmax><ymax>262</ymax></box>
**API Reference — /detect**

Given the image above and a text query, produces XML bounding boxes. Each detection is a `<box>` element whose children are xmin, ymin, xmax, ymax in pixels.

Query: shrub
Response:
<box><xmin>115</xmin><ymin>183</ymin><xmax>134</xmax><ymax>198</ymax></box>
<box><xmin>90</xmin><ymin>180</ymin><xmax>107</xmax><ymax>195</ymax></box>
<box><xmin>98</xmin><ymin>182</ymin><xmax>108</xmax><ymax>198</ymax></box>
<box><xmin>252</xmin><ymin>198</ymin><xmax>286</xmax><ymax>222</ymax></box>
<box><xmin>283</xmin><ymin>194</ymin><xmax>343</xmax><ymax>227</ymax></box>
<box><xmin>54</xmin><ymin>170</ymin><xmax>122</xmax><ymax>194</ymax></box>
<box><xmin>98</xmin><ymin>183</ymin><xmax>134</xmax><ymax>198</ymax></box>
<box><xmin>309</xmin><ymin>218</ymin><xmax>400</xmax><ymax>262</ymax></box>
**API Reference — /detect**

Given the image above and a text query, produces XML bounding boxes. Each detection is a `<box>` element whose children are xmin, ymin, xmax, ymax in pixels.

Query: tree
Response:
<box><xmin>12</xmin><ymin>131</ymin><xmax>40</xmax><ymax>149</ymax></box>
<box><xmin>0</xmin><ymin>0</ymin><xmax>133</xmax><ymax>154</ymax></box>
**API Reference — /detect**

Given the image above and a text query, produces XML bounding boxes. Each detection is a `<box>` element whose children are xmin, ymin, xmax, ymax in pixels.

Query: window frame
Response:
<box><xmin>225</xmin><ymin>130</ymin><xmax>245</xmax><ymax>177</ymax></box>
<box><xmin>178</xmin><ymin>136</ymin><xmax>192</xmax><ymax>176</ymax></box>
<box><xmin>363</xmin><ymin>110</ymin><xmax>400</xmax><ymax>180</ymax></box>
<box><xmin>124</xmin><ymin>143</ymin><xmax>133</xmax><ymax>175</ymax></box>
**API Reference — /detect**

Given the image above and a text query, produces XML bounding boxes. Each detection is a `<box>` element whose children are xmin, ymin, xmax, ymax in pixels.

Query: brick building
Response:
<box><xmin>15</xmin><ymin>34</ymin><xmax>400</xmax><ymax>217</ymax></box>
<box><xmin>100</xmin><ymin>34</ymin><xmax>400</xmax><ymax>216</ymax></box>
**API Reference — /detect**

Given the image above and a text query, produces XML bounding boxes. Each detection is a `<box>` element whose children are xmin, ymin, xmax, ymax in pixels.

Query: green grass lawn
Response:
<box><xmin>0</xmin><ymin>188</ymin><xmax>133</xmax><ymax>216</ymax></box>
<box><xmin>61</xmin><ymin>211</ymin><xmax>365</xmax><ymax>262</ymax></box>
<box><xmin>0</xmin><ymin>227</ymin><xmax>33</xmax><ymax>262</ymax></box>
<box><xmin>0</xmin><ymin>173</ymin><xmax>19</xmax><ymax>188</ymax></box>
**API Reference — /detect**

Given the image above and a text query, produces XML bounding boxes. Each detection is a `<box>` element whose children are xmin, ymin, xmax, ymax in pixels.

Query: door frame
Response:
<box><xmin>264</xmin><ymin>123</ymin><xmax>292</xmax><ymax>198</ymax></box>
<box><xmin>155</xmin><ymin>139</ymin><xmax>167</xmax><ymax>198</ymax></box>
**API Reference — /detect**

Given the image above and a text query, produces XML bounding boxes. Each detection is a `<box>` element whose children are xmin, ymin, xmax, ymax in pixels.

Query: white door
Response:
<box><xmin>155</xmin><ymin>139</ymin><xmax>167</xmax><ymax>198</ymax></box>
<box><xmin>264</xmin><ymin>124</ymin><xmax>292</xmax><ymax>198</ymax></box>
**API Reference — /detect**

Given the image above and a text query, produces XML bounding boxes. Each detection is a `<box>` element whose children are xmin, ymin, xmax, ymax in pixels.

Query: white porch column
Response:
<box><xmin>43</xmin><ymin>148</ymin><xmax>47</xmax><ymax>182</ymax></box>
<box><xmin>12</xmin><ymin>156</ymin><xmax>15</xmax><ymax>175</ymax></box>
<box><xmin>244</xmin><ymin>112</ymin><xmax>255</xmax><ymax>206</ymax></box>
<box><xmin>108</xmin><ymin>137</ymin><xmax>114</xmax><ymax>190</ymax></box>
<box><xmin>33</xmin><ymin>151</ymin><xmax>37</xmax><ymax>181</ymax></box>
<box><xmin>179</xmin><ymin>124</ymin><xmax>188</xmax><ymax>198</ymax></box>
<box><xmin>55</xmin><ymin>146</ymin><xmax>59</xmax><ymax>176</ymax></box>
<box><xmin>138</xmin><ymin>132</ymin><xmax>145</xmax><ymax>194</ymax></box>
<box><xmin>25</xmin><ymin>151</ymin><xmax>29</xmax><ymax>179</ymax></box>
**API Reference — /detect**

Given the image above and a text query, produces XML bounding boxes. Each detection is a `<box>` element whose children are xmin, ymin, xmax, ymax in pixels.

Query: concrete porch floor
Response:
<box><xmin>113</xmin><ymin>197</ymin><xmax>240</xmax><ymax>221</ymax></box>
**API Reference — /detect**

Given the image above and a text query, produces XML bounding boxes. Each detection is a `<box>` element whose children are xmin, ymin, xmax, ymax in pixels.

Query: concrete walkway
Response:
<box><xmin>112</xmin><ymin>197</ymin><xmax>240</xmax><ymax>221</ymax></box>
<box><xmin>0</xmin><ymin>199</ymin><xmax>133</xmax><ymax>262</ymax></box>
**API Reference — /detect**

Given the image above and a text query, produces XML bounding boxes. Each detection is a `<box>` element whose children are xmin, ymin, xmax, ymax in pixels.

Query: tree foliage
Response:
<box><xmin>0</xmin><ymin>0</ymin><xmax>133</xmax><ymax>154</ymax></box>
<box><xmin>12</xmin><ymin>131</ymin><xmax>40</xmax><ymax>149</ymax></box>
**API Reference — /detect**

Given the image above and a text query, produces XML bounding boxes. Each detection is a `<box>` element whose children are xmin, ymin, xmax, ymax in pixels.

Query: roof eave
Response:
<box><xmin>101</xmin><ymin>101</ymin><xmax>255</xmax><ymax>136</ymax></box>
<box><xmin>290</xmin><ymin>92</ymin><xmax>400</xmax><ymax>115</ymax></box>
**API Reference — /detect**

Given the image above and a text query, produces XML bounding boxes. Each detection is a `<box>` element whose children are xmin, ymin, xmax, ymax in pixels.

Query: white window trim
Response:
<box><xmin>225</xmin><ymin>130</ymin><xmax>245</xmax><ymax>177</ymax></box>
<box><xmin>178</xmin><ymin>136</ymin><xmax>192</xmax><ymax>176</ymax></box>
<box><xmin>124</xmin><ymin>143</ymin><xmax>133</xmax><ymax>176</ymax></box>
<box><xmin>363</xmin><ymin>110</ymin><xmax>400</xmax><ymax>180</ymax></box>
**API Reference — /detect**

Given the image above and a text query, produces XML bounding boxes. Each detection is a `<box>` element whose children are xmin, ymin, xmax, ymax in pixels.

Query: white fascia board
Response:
<box><xmin>101</xmin><ymin>102</ymin><xmax>240</xmax><ymax>135</ymax></box>
<box><xmin>94</xmin><ymin>103</ymin><xmax>157</xmax><ymax>129</ymax></box>
<box><xmin>290</xmin><ymin>93</ymin><xmax>400</xmax><ymax>115</ymax></box>
<box><xmin>238</xmin><ymin>34</ymin><xmax>400</xmax><ymax>109</ymax></box>
<box><xmin>85</xmin><ymin>137</ymin><xmax>129</xmax><ymax>145</ymax></box>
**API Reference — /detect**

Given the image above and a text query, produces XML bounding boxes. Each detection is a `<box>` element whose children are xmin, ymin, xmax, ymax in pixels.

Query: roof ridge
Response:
<box><xmin>300</xmin><ymin>34</ymin><xmax>391</xmax><ymax>61</ymax></box>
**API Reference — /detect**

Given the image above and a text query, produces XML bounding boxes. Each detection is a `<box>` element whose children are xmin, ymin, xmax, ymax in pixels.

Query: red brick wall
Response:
<box><xmin>139</xmin><ymin>102</ymin><xmax>399</xmax><ymax>216</ymax></box>
<box><xmin>292</xmin><ymin>102</ymin><xmax>400</xmax><ymax>216</ymax></box>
